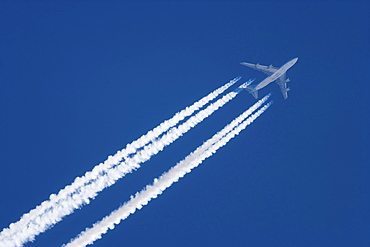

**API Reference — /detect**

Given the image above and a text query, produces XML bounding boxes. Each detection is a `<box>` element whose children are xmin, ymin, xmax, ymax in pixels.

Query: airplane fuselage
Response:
<box><xmin>254</xmin><ymin>58</ymin><xmax>298</xmax><ymax>91</ymax></box>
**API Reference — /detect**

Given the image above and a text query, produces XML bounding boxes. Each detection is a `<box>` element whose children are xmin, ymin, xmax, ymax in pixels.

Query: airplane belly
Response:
<box><xmin>255</xmin><ymin>78</ymin><xmax>273</xmax><ymax>90</ymax></box>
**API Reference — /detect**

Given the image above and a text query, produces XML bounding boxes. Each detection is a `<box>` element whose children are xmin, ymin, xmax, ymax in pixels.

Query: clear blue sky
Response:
<box><xmin>1</xmin><ymin>1</ymin><xmax>369</xmax><ymax>246</ymax></box>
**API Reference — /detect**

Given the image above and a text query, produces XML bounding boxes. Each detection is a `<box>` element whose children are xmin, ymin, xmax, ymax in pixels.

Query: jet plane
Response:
<box><xmin>240</xmin><ymin>57</ymin><xmax>298</xmax><ymax>99</ymax></box>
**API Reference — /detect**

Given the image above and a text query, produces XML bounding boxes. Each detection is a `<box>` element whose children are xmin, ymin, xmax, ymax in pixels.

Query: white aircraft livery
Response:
<box><xmin>240</xmin><ymin>57</ymin><xmax>298</xmax><ymax>99</ymax></box>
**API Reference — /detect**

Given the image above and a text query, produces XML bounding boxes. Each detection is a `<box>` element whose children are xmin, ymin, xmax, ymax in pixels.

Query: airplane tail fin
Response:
<box><xmin>245</xmin><ymin>85</ymin><xmax>258</xmax><ymax>99</ymax></box>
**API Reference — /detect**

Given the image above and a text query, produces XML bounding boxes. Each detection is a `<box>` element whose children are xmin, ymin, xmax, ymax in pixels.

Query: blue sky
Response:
<box><xmin>0</xmin><ymin>1</ymin><xmax>369</xmax><ymax>246</ymax></box>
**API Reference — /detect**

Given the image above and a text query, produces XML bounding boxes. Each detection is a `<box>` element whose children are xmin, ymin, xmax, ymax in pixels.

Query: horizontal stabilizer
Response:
<box><xmin>245</xmin><ymin>85</ymin><xmax>258</xmax><ymax>99</ymax></box>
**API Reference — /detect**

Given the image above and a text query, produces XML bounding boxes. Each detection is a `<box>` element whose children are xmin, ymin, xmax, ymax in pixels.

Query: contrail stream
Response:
<box><xmin>13</xmin><ymin>80</ymin><xmax>248</xmax><ymax>246</ymax></box>
<box><xmin>65</xmin><ymin>97</ymin><xmax>272</xmax><ymax>247</ymax></box>
<box><xmin>0</xmin><ymin>78</ymin><xmax>241</xmax><ymax>247</ymax></box>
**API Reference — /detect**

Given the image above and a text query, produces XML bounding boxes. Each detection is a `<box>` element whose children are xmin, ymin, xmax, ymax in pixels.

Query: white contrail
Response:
<box><xmin>65</xmin><ymin>98</ymin><xmax>272</xmax><ymax>247</ymax></box>
<box><xmin>0</xmin><ymin>78</ymin><xmax>241</xmax><ymax>247</ymax></box>
<box><xmin>10</xmin><ymin>80</ymin><xmax>250</xmax><ymax>246</ymax></box>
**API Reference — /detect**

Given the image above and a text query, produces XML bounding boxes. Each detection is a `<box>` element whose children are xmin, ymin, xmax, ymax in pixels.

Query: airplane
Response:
<box><xmin>240</xmin><ymin>57</ymin><xmax>298</xmax><ymax>99</ymax></box>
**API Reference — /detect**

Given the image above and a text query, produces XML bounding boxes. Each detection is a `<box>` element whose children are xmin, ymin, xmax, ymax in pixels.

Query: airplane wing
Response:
<box><xmin>240</xmin><ymin>62</ymin><xmax>278</xmax><ymax>76</ymax></box>
<box><xmin>277</xmin><ymin>73</ymin><xmax>290</xmax><ymax>99</ymax></box>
